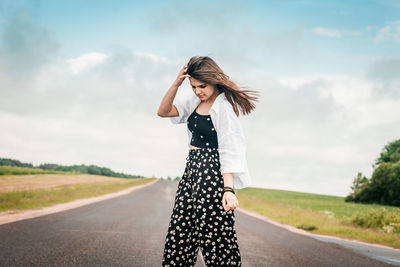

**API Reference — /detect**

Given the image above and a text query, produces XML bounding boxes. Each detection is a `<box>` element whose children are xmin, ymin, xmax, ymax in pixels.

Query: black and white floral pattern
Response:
<box><xmin>162</xmin><ymin>147</ymin><xmax>241</xmax><ymax>266</ymax></box>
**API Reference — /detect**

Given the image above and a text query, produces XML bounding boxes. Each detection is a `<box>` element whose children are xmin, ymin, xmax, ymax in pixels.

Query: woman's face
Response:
<box><xmin>189</xmin><ymin>77</ymin><xmax>218</xmax><ymax>102</ymax></box>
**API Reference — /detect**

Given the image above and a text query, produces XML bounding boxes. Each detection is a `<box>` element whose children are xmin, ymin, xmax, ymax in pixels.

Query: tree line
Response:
<box><xmin>0</xmin><ymin>157</ymin><xmax>144</xmax><ymax>179</ymax></box>
<box><xmin>346</xmin><ymin>139</ymin><xmax>400</xmax><ymax>206</ymax></box>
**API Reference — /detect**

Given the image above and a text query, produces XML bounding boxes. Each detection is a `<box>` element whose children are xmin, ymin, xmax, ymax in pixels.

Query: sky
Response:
<box><xmin>0</xmin><ymin>0</ymin><xmax>399</xmax><ymax>197</ymax></box>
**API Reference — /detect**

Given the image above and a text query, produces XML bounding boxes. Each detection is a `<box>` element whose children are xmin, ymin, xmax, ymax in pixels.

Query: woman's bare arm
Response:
<box><xmin>157</xmin><ymin>65</ymin><xmax>190</xmax><ymax>117</ymax></box>
<box><xmin>157</xmin><ymin>83</ymin><xmax>180</xmax><ymax>117</ymax></box>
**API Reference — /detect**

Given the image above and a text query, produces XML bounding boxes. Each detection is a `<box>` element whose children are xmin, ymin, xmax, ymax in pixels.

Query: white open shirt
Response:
<box><xmin>170</xmin><ymin>91</ymin><xmax>251</xmax><ymax>189</ymax></box>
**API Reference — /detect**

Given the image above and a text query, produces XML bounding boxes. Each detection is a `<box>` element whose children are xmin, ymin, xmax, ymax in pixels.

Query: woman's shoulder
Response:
<box><xmin>178</xmin><ymin>93</ymin><xmax>200</xmax><ymax>110</ymax></box>
<box><xmin>219</xmin><ymin>96</ymin><xmax>236</xmax><ymax>117</ymax></box>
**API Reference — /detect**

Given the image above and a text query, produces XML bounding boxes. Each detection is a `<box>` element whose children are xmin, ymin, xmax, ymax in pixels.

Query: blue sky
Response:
<box><xmin>2</xmin><ymin>0</ymin><xmax>399</xmax><ymax>73</ymax></box>
<box><xmin>0</xmin><ymin>0</ymin><xmax>399</xmax><ymax>196</ymax></box>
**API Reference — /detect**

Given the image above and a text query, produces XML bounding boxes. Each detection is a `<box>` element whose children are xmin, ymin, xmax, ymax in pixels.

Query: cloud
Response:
<box><xmin>243</xmin><ymin>70</ymin><xmax>400</xmax><ymax>196</ymax></box>
<box><xmin>1</xmin><ymin>2</ymin><xmax>399</xmax><ymax>197</ymax></box>
<box><xmin>0</xmin><ymin>8</ymin><xmax>59</xmax><ymax>79</ymax></box>
<box><xmin>374</xmin><ymin>21</ymin><xmax>400</xmax><ymax>43</ymax></box>
<box><xmin>0</xmin><ymin>9</ymin><xmax>192</xmax><ymax>178</ymax></box>
<box><xmin>0</xmin><ymin>43</ymin><xmax>188</xmax><ymax>178</ymax></box>
<box><xmin>313</xmin><ymin>27</ymin><xmax>360</xmax><ymax>38</ymax></box>
<box><xmin>313</xmin><ymin>27</ymin><xmax>342</xmax><ymax>38</ymax></box>
<box><xmin>146</xmin><ymin>0</ymin><xmax>245</xmax><ymax>34</ymax></box>
<box><xmin>367</xmin><ymin>57</ymin><xmax>400</xmax><ymax>98</ymax></box>
<box><xmin>132</xmin><ymin>51</ymin><xmax>170</xmax><ymax>64</ymax></box>
<box><xmin>66</xmin><ymin>53</ymin><xmax>109</xmax><ymax>74</ymax></box>
<box><xmin>2</xmin><ymin>38</ymin><xmax>400</xmax><ymax>196</ymax></box>
<box><xmin>0</xmin><ymin>31</ymin><xmax>183</xmax><ymax>116</ymax></box>
<box><xmin>141</xmin><ymin>0</ymin><xmax>311</xmax><ymax>73</ymax></box>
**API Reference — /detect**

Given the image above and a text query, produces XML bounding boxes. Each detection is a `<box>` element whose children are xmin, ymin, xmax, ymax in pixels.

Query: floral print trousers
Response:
<box><xmin>162</xmin><ymin>147</ymin><xmax>242</xmax><ymax>266</ymax></box>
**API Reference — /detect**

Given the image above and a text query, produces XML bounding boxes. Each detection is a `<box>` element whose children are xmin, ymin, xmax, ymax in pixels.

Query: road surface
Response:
<box><xmin>0</xmin><ymin>179</ymin><xmax>396</xmax><ymax>266</ymax></box>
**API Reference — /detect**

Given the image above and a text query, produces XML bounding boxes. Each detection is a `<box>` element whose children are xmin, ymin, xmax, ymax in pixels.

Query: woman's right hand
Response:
<box><xmin>173</xmin><ymin>64</ymin><xmax>191</xmax><ymax>87</ymax></box>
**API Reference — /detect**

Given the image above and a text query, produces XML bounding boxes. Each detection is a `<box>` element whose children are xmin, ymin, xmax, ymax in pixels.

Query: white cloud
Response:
<box><xmin>280</xmin><ymin>74</ymin><xmax>371</xmax><ymax>109</ymax></box>
<box><xmin>313</xmin><ymin>27</ymin><xmax>360</xmax><ymax>38</ymax></box>
<box><xmin>374</xmin><ymin>21</ymin><xmax>400</xmax><ymax>43</ymax></box>
<box><xmin>132</xmin><ymin>51</ymin><xmax>170</xmax><ymax>63</ymax></box>
<box><xmin>278</xmin><ymin>74</ymin><xmax>399</xmax><ymax>129</ymax></box>
<box><xmin>313</xmin><ymin>27</ymin><xmax>341</xmax><ymax>38</ymax></box>
<box><xmin>2</xmin><ymin>44</ymin><xmax>400</xmax><ymax>196</ymax></box>
<box><xmin>245</xmin><ymin>72</ymin><xmax>400</xmax><ymax>196</ymax></box>
<box><xmin>66</xmin><ymin>52</ymin><xmax>109</xmax><ymax>74</ymax></box>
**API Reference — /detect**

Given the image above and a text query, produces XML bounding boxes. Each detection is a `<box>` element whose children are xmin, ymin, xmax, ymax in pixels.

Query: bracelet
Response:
<box><xmin>224</xmin><ymin>186</ymin><xmax>235</xmax><ymax>194</ymax></box>
<box><xmin>223</xmin><ymin>188</ymin><xmax>235</xmax><ymax>195</ymax></box>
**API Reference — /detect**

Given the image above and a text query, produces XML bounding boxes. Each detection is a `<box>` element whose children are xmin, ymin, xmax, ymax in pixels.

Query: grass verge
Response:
<box><xmin>0</xmin><ymin>177</ymin><xmax>156</xmax><ymax>212</ymax></box>
<box><xmin>237</xmin><ymin>187</ymin><xmax>400</xmax><ymax>249</ymax></box>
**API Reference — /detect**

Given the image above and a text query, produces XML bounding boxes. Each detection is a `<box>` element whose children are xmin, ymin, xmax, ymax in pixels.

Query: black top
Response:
<box><xmin>187</xmin><ymin>107</ymin><xmax>218</xmax><ymax>148</ymax></box>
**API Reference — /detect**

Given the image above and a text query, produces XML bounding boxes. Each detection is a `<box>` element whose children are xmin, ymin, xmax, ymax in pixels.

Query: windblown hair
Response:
<box><xmin>186</xmin><ymin>56</ymin><xmax>259</xmax><ymax>117</ymax></box>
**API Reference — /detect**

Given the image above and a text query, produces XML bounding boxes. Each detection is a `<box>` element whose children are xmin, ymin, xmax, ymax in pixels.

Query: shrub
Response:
<box><xmin>297</xmin><ymin>224</ymin><xmax>318</xmax><ymax>231</ymax></box>
<box><xmin>346</xmin><ymin>138</ymin><xmax>400</xmax><ymax>206</ymax></box>
<box><xmin>367</xmin><ymin>162</ymin><xmax>400</xmax><ymax>206</ymax></box>
<box><xmin>351</xmin><ymin>207</ymin><xmax>400</xmax><ymax>233</ymax></box>
<box><xmin>345</xmin><ymin>172</ymin><xmax>369</xmax><ymax>202</ymax></box>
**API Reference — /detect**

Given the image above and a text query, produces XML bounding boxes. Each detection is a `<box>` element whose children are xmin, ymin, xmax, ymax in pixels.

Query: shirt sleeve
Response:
<box><xmin>217</xmin><ymin>101</ymin><xmax>247</xmax><ymax>176</ymax></box>
<box><xmin>170</xmin><ymin>94</ymin><xmax>195</xmax><ymax>124</ymax></box>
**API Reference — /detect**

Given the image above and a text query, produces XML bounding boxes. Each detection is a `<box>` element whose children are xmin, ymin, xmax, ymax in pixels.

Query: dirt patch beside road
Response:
<box><xmin>0</xmin><ymin>174</ymin><xmax>132</xmax><ymax>193</ymax></box>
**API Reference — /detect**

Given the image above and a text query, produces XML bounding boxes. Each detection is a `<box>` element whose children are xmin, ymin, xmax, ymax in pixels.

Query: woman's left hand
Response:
<box><xmin>222</xmin><ymin>191</ymin><xmax>239</xmax><ymax>212</ymax></box>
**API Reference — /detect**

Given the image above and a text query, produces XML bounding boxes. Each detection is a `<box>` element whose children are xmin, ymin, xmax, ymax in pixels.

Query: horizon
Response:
<box><xmin>0</xmin><ymin>156</ymin><xmax>368</xmax><ymax>198</ymax></box>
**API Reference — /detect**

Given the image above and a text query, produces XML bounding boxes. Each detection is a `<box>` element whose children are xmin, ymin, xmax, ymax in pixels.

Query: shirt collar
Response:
<box><xmin>191</xmin><ymin>91</ymin><xmax>226</xmax><ymax>114</ymax></box>
<box><xmin>211</xmin><ymin>92</ymin><xmax>226</xmax><ymax>113</ymax></box>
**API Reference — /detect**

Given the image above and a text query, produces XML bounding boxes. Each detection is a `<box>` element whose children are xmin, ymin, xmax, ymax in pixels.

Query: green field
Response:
<box><xmin>0</xmin><ymin>166</ymin><xmax>74</xmax><ymax>175</ymax></box>
<box><xmin>237</xmin><ymin>187</ymin><xmax>400</xmax><ymax>249</ymax></box>
<box><xmin>0</xmin><ymin>171</ymin><xmax>156</xmax><ymax>212</ymax></box>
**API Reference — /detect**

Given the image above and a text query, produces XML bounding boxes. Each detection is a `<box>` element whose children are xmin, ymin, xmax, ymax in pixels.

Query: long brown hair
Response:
<box><xmin>186</xmin><ymin>56</ymin><xmax>259</xmax><ymax>117</ymax></box>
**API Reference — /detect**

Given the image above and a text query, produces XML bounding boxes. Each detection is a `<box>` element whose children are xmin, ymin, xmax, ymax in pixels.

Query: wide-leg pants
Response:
<box><xmin>162</xmin><ymin>147</ymin><xmax>241</xmax><ymax>266</ymax></box>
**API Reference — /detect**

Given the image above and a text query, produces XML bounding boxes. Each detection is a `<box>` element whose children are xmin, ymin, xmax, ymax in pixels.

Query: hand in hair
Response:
<box><xmin>173</xmin><ymin>64</ymin><xmax>191</xmax><ymax>87</ymax></box>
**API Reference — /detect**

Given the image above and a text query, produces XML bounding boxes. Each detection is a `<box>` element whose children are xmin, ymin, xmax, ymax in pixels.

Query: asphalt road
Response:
<box><xmin>0</xmin><ymin>179</ymin><xmax>395</xmax><ymax>266</ymax></box>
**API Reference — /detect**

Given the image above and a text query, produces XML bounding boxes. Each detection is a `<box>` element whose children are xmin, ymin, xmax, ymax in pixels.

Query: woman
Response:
<box><xmin>157</xmin><ymin>56</ymin><xmax>259</xmax><ymax>266</ymax></box>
